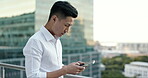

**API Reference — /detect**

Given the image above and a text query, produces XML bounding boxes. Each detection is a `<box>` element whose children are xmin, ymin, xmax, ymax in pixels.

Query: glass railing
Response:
<box><xmin>0</xmin><ymin>62</ymin><xmax>92</xmax><ymax>78</ymax></box>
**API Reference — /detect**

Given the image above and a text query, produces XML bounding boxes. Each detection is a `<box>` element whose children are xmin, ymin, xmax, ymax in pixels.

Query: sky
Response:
<box><xmin>94</xmin><ymin>0</ymin><xmax>148</xmax><ymax>45</ymax></box>
<box><xmin>0</xmin><ymin>0</ymin><xmax>148</xmax><ymax>46</ymax></box>
<box><xmin>0</xmin><ymin>0</ymin><xmax>35</xmax><ymax>17</ymax></box>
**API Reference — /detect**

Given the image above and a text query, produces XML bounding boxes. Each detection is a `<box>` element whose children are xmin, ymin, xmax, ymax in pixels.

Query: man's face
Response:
<box><xmin>52</xmin><ymin>16</ymin><xmax>74</xmax><ymax>37</ymax></box>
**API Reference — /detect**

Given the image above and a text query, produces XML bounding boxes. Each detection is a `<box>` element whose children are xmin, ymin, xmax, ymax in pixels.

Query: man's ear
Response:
<box><xmin>51</xmin><ymin>15</ymin><xmax>57</xmax><ymax>22</ymax></box>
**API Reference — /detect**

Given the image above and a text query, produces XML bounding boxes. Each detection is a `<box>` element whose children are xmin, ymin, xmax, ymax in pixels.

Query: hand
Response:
<box><xmin>78</xmin><ymin>61</ymin><xmax>85</xmax><ymax>66</ymax></box>
<box><xmin>62</xmin><ymin>62</ymin><xmax>85</xmax><ymax>75</ymax></box>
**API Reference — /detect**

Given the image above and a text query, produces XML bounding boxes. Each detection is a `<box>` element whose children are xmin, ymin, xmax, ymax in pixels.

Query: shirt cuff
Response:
<box><xmin>39</xmin><ymin>72</ymin><xmax>47</xmax><ymax>78</ymax></box>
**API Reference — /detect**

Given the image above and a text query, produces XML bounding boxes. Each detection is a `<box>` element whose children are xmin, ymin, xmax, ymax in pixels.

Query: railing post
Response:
<box><xmin>0</xmin><ymin>67</ymin><xmax>1</xmax><ymax>78</ymax></box>
<box><xmin>20</xmin><ymin>59</ymin><xmax>24</xmax><ymax>78</ymax></box>
<box><xmin>2</xmin><ymin>67</ymin><xmax>5</xmax><ymax>78</ymax></box>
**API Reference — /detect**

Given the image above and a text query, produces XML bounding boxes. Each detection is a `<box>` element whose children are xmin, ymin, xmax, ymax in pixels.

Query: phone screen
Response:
<box><xmin>79</xmin><ymin>60</ymin><xmax>95</xmax><ymax>67</ymax></box>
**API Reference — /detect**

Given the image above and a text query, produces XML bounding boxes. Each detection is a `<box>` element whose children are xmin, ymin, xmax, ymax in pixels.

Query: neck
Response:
<box><xmin>44</xmin><ymin>22</ymin><xmax>55</xmax><ymax>36</ymax></box>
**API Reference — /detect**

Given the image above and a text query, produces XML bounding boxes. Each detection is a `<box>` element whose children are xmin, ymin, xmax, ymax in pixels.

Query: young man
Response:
<box><xmin>23</xmin><ymin>1</ymin><xmax>85</xmax><ymax>78</ymax></box>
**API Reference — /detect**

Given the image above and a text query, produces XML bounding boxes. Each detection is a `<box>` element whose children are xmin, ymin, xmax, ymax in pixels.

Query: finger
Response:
<box><xmin>75</xmin><ymin>62</ymin><xmax>80</xmax><ymax>66</ymax></box>
<box><xmin>72</xmin><ymin>72</ymin><xmax>79</xmax><ymax>75</ymax></box>
<box><xmin>75</xmin><ymin>72</ymin><xmax>80</xmax><ymax>74</ymax></box>
<box><xmin>80</xmin><ymin>67</ymin><xmax>85</xmax><ymax>70</ymax></box>
<box><xmin>78</xmin><ymin>70</ymin><xmax>83</xmax><ymax>72</ymax></box>
<box><xmin>78</xmin><ymin>68</ymin><xmax>85</xmax><ymax>72</ymax></box>
<box><xmin>80</xmin><ymin>68</ymin><xmax>85</xmax><ymax>72</ymax></box>
<box><xmin>78</xmin><ymin>66</ymin><xmax>85</xmax><ymax>70</ymax></box>
<box><xmin>78</xmin><ymin>61</ymin><xmax>85</xmax><ymax>65</ymax></box>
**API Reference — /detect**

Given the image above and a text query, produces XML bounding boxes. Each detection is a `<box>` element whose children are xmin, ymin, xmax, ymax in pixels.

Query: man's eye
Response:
<box><xmin>65</xmin><ymin>25</ymin><xmax>69</xmax><ymax>27</ymax></box>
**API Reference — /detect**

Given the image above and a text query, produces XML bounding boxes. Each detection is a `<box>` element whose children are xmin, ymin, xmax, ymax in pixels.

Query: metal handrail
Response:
<box><xmin>0</xmin><ymin>62</ymin><xmax>92</xmax><ymax>78</ymax></box>
<box><xmin>0</xmin><ymin>62</ymin><xmax>25</xmax><ymax>71</ymax></box>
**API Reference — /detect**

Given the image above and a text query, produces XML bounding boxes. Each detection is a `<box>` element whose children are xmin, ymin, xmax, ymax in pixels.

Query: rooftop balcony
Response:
<box><xmin>0</xmin><ymin>62</ymin><xmax>92</xmax><ymax>78</ymax></box>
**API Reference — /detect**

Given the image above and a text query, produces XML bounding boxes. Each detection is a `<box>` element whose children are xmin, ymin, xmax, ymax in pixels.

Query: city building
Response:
<box><xmin>117</xmin><ymin>43</ymin><xmax>148</xmax><ymax>53</ymax></box>
<box><xmin>124</xmin><ymin>61</ymin><xmax>148</xmax><ymax>78</ymax></box>
<box><xmin>0</xmin><ymin>12</ymin><xmax>35</xmax><ymax>47</ymax></box>
<box><xmin>0</xmin><ymin>12</ymin><xmax>35</xmax><ymax>59</ymax></box>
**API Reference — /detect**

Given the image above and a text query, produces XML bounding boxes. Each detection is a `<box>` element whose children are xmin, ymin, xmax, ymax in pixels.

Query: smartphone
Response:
<box><xmin>79</xmin><ymin>60</ymin><xmax>95</xmax><ymax>67</ymax></box>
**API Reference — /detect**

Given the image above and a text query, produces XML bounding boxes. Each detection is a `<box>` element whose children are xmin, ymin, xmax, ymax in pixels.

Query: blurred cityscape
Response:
<box><xmin>0</xmin><ymin>0</ymin><xmax>148</xmax><ymax>78</ymax></box>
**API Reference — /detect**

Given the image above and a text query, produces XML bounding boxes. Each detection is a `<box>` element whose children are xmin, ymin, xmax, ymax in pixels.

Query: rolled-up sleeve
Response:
<box><xmin>23</xmin><ymin>39</ymin><xmax>46</xmax><ymax>78</ymax></box>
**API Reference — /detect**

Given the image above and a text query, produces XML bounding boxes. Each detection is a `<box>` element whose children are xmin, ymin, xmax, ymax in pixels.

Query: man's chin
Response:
<box><xmin>58</xmin><ymin>34</ymin><xmax>63</xmax><ymax>37</ymax></box>
<box><xmin>55</xmin><ymin>33</ymin><xmax>64</xmax><ymax>37</ymax></box>
<box><xmin>60</xmin><ymin>33</ymin><xmax>64</xmax><ymax>37</ymax></box>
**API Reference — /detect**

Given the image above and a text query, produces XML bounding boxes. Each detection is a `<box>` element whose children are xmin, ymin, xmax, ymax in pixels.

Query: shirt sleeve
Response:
<box><xmin>23</xmin><ymin>39</ymin><xmax>47</xmax><ymax>78</ymax></box>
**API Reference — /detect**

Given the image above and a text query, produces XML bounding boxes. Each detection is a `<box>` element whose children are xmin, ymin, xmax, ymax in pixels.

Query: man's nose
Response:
<box><xmin>64</xmin><ymin>29</ymin><xmax>68</xmax><ymax>33</ymax></box>
<box><xmin>64</xmin><ymin>28</ymin><xmax>69</xmax><ymax>33</ymax></box>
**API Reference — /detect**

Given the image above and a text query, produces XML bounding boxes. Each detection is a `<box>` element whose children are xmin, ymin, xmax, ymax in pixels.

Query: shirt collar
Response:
<box><xmin>40</xmin><ymin>26</ymin><xmax>59</xmax><ymax>41</ymax></box>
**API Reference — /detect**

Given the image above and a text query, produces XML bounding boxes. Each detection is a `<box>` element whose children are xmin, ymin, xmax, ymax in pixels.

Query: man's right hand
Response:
<box><xmin>62</xmin><ymin>62</ymin><xmax>85</xmax><ymax>75</ymax></box>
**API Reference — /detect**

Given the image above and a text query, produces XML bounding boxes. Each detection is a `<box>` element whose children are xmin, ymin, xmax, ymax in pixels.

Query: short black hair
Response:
<box><xmin>48</xmin><ymin>1</ymin><xmax>78</xmax><ymax>21</ymax></box>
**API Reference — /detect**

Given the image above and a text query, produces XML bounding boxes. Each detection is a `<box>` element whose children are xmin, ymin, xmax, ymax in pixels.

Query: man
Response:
<box><xmin>23</xmin><ymin>1</ymin><xmax>85</xmax><ymax>78</ymax></box>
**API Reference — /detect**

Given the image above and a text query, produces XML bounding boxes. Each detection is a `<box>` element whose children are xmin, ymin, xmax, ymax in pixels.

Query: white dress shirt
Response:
<box><xmin>23</xmin><ymin>26</ymin><xmax>63</xmax><ymax>78</ymax></box>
